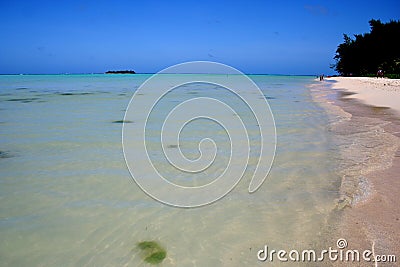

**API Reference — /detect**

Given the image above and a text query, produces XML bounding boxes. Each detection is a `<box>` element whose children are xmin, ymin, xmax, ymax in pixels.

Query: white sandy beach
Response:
<box><xmin>327</xmin><ymin>77</ymin><xmax>400</xmax><ymax>115</ymax></box>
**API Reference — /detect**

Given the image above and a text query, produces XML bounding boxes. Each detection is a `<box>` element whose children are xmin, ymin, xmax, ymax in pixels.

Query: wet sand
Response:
<box><xmin>334</xmin><ymin>96</ymin><xmax>400</xmax><ymax>266</ymax></box>
<box><xmin>316</xmin><ymin>77</ymin><xmax>400</xmax><ymax>266</ymax></box>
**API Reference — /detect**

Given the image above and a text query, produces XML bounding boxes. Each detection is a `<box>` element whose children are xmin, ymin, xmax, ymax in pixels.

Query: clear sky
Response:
<box><xmin>0</xmin><ymin>0</ymin><xmax>399</xmax><ymax>75</ymax></box>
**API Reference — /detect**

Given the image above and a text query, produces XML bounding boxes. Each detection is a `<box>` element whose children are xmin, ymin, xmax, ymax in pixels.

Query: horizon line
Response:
<box><xmin>0</xmin><ymin>72</ymin><xmax>326</xmax><ymax>76</ymax></box>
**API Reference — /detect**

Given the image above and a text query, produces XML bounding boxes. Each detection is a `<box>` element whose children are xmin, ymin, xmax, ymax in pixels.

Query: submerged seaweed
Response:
<box><xmin>112</xmin><ymin>120</ymin><xmax>133</xmax><ymax>124</ymax></box>
<box><xmin>137</xmin><ymin>241</ymin><xmax>166</xmax><ymax>265</ymax></box>
<box><xmin>0</xmin><ymin>151</ymin><xmax>13</xmax><ymax>158</ymax></box>
<box><xmin>57</xmin><ymin>92</ymin><xmax>93</xmax><ymax>96</ymax></box>
<box><xmin>6</xmin><ymin>97</ymin><xmax>40</xmax><ymax>103</ymax></box>
<box><xmin>167</xmin><ymin>144</ymin><xmax>178</xmax><ymax>148</ymax></box>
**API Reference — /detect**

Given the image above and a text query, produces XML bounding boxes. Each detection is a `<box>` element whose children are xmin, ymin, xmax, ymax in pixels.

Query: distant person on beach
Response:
<box><xmin>376</xmin><ymin>69</ymin><xmax>384</xmax><ymax>78</ymax></box>
<box><xmin>319</xmin><ymin>74</ymin><xmax>324</xmax><ymax>81</ymax></box>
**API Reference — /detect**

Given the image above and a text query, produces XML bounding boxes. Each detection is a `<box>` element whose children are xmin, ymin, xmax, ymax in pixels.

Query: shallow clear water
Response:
<box><xmin>0</xmin><ymin>74</ymin><xmax>341</xmax><ymax>266</ymax></box>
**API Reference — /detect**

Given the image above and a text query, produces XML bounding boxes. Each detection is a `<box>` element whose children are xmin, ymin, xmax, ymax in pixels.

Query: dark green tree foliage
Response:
<box><xmin>333</xmin><ymin>19</ymin><xmax>400</xmax><ymax>76</ymax></box>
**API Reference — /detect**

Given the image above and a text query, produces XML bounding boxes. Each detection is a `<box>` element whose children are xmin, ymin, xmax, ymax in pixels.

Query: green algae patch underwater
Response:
<box><xmin>137</xmin><ymin>241</ymin><xmax>166</xmax><ymax>265</ymax></box>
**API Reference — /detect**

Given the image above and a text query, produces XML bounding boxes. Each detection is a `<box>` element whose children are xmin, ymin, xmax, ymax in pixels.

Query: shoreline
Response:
<box><xmin>313</xmin><ymin>77</ymin><xmax>400</xmax><ymax>265</ymax></box>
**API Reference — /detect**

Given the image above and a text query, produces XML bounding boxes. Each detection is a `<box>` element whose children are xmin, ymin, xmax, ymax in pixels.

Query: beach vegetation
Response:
<box><xmin>332</xmin><ymin>19</ymin><xmax>400</xmax><ymax>77</ymax></box>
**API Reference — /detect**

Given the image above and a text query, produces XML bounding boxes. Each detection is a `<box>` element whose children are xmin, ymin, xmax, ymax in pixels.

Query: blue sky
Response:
<box><xmin>0</xmin><ymin>0</ymin><xmax>399</xmax><ymax>75</ymax></box>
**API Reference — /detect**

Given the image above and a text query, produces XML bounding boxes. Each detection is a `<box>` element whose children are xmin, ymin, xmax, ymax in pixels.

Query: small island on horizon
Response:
<box><xmin>105</xmin><ymin>70</ymin><xmax>136</xmax><ymax>74</ymax></box>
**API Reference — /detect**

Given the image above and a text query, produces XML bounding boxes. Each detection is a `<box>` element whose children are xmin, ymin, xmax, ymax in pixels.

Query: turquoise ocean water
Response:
<box><xmin>0</xmin><ymin>74</ymin><xmax>341</xmax><ymax>266</ymax></box>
